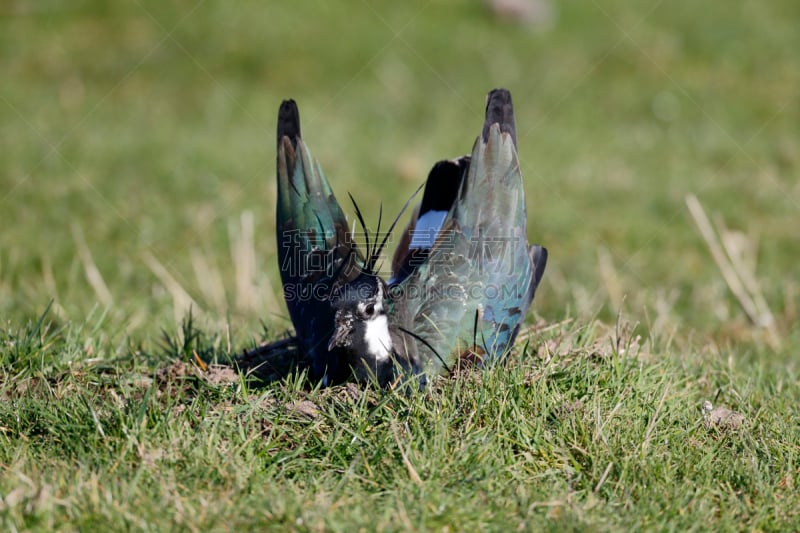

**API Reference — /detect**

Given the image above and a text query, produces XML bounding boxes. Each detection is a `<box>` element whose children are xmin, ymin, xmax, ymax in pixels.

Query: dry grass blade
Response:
<box><xmin>39</xmin><ymin>252</ymin><xmax>68</xmax><ymax>317</ymax></box>
<box><xmin>716</xmin><ymin>220</ymin><xmax>779</xmax><ymax>345</ymax></box>
<box><xmin>641</xmin><ymin>382</ymin><xmax>670</xmax><ymax>455</ymax></box>
<box><xmin>230</xmin><ymin>211</ymin><xmax>281</xmax><ymax>316</ymax></box>
<box><xmin>191</xmin><ymin>248</ymin><xmax>227</xmax><ymax>312</ymax></box>
<box><xmin>72</xmin><ymin>223</ymin><xmax>112</xmax><ymax>306</ymax></box>
<box><xmin>142</xmin><ymin>251</ymin><xmax>204</xmax><ymax>324</ymax></box>
<box><xmin>515</xmin><ymin>318</ymin><xmax>574</xmax><ymax>345</ymax></box>
<box><xmin>685</xmin><ymin>194</ymin><xmax>781</xmax><ymax>348</ymax></box>
<box><xmin>594</xmin><ymin>462</ymin><xmax>614</xmax><ymax>493</ymax></box>
<box><xmin>597</xmin><ymin>246</ymin><xmax>623</xmax><ymax>313</ymax></box>
<box><xmin>230</xmin><ymin>210</ymin><xmax>258</xmax><ymax>313</ymax></box>
<box><xmin>392</xmin><ymin>425</ymin><xmax>423</xmax><ymax>486</ymax></box>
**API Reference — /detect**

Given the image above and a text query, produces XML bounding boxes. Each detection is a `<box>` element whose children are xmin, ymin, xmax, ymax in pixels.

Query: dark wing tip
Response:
<box><xmin>482</xmin><ymin>88</ymin><xmax>517</xmax><ymax>147</ymax></box>
<box><xmin>277</xmin><ymin>99</ymin><xmax>301</xmax><ymax>147</ymax></box>
<box><xmin>530</xmin><ymin>245</ymin><xmax>548</xmax><ymax>290</ymax></box>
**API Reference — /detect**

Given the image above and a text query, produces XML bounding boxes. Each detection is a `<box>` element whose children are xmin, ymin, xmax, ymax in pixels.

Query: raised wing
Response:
<box><xmin>275</xmin><ymin>99</ymin><xmax>363</xmax><ymax>381</ymax></box>
<box><xmin>395</xmin><ymin>89</ymin><xmax>547</xmax><ymax>376</ymax></box>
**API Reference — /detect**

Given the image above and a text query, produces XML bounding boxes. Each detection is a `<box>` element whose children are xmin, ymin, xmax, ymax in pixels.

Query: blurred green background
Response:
<box><xmin>1</xmin><ymin>0</ymin><xmax>798</xmax><ymax>350</ymax></box>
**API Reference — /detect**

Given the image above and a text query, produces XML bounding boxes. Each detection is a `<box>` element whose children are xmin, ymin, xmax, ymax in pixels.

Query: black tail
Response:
<box><xmin>418</xmin><ymin>156</ymin><xmax>470</xmax><ymax>217</ymax></box>
<box><xmin>389</xmin><ymin>156</ymin><xmax>469</xmax><ymax>286</ymax></box>
<box><xmin>482</xmin><ymin>88</ymin><xmax>516</xmax><ymax>147</ymax></box>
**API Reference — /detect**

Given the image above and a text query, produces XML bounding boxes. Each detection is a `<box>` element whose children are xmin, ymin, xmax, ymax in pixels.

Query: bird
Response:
<box><xmin>327</xmin><ymin>88</ymin><xmax>548</xmax><ymax>386</ymax></box>
<box><xmin>275</xmin><ymin>99</ymin><xmax>371</xmax><ymax>384</ymax></box>
<box><xmin>274</xmin><ymin>99</ymin><xmax>469</xmax><ymax>385</ymax></box>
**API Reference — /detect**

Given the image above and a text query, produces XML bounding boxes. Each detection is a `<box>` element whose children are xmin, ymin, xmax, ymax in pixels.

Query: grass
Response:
<box><xmin>1</xmin><ymin>0</ymin><xmax>799</xmax><ymax>530</ymax></box>
<box><xmin>2</xmin><ymin>314</ymin><xmax>798</xmax><ymax>530</ymax></box>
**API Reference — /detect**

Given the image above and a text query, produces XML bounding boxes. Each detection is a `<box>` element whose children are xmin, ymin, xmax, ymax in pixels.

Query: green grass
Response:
<box><xmin>1</xmin><ymin>0</ymin><xmax>799</xmax><ymax>530</ymax></box>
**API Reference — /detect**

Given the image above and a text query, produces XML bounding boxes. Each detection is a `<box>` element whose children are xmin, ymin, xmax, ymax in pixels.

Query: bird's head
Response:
<box><xmin>328</xmin><ymin>273</ymin><xmax>397</xmax><ymax>384</ymax></box>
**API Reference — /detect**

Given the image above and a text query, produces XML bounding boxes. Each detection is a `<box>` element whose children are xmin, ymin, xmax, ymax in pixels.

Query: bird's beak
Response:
<box><xmin>328</xmin><ymin>312</ymin><xmax>353</xmax><ymax>351</ymax></box>
<box><xmin>328</xmin><ymin>326</ymin><xmax>348</xmax><ymax>351</ymax></box>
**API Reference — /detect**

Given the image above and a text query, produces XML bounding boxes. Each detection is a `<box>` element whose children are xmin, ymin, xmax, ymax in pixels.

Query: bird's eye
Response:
<box><xmin>364</xmin><ymin>303</ymin><xmax>375</xmax><ymax>317</ymax></box>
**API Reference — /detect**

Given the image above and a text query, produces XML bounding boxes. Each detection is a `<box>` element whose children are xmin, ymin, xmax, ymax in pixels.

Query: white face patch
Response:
<box><xmin>360</xmin><ymin>282</ymin><xmax>391</xmax><ymax>360</ymax></box>
<box><xmin>409</xmin><ymin>210</ymin><xmax>447</xmax><ymax>249</ymax></box>
<box><xmin>364</xmin><ymin>314</ymin><xmax>392</xmax><ymax>361</ymax></box>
